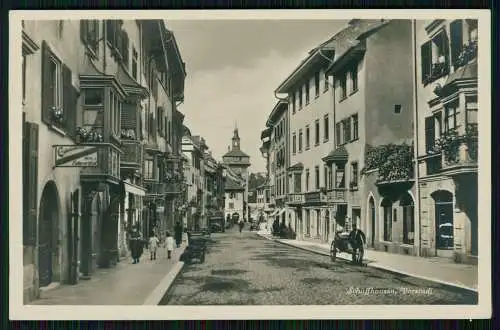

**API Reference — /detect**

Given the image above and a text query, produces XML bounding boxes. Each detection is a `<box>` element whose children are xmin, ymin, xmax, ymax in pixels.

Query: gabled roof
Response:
<box><xmin>444</xmin><ymin>61</ymin><xmax>477</xmax><ymax>87</ymax></box>
<box><xmin>266</xmin><ymin>100</ymin><xmax>289</xmax><ymax>127</ymax></box>
<box><xmin>326</xmin><ymin>19</ymin><xmax>389</xmax><ymax>74</ymax></box>
<box><xmin>223</xmin><ymin>149</ymin><xmax>250</xmax><ymax>158</ymax></box>
<box><xmin>322</xmin><ymin>146</ymin><xmax>349</xmax><ymax>164</ymax></box>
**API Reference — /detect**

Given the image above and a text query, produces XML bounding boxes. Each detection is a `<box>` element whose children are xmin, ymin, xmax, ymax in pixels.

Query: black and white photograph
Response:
<box><xmin>10</xmin><ymin>10</ymin><xmax>491</xmax><ymax>320</ymax></box>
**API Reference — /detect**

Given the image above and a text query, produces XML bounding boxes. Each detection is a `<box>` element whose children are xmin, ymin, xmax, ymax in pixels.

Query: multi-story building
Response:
<box><xmin>275</xmin><ymin>33</ymin><xmax>336</xmax><ymax>243</ymax></box>
<box><xmin>414</xmin><ymin>19</ymin><xmax>478</xmax><ymax>263</ymax></box>
<box><xmin>181</xmin><ymin>128</ymin><xmax>206</xmax><ymax>230</ymax></box>
<box><xmin>21</xmin><ymin>19</ymin><xmax>186</xmax><ymax>303</ymax></box>
<box><xmin>223</xmin><ymin>169</ymin><xmax>246</xmax><ymax>224</ymax></box>
<box><xmin>260</xmin><ymin>127</ymin><xmax>273</xmax><ymax>225</ymax></box>
<box><xmin>264</xmin><ymin>101</ymin><xmax>289</xmax><ymax>228</ymax></box>
<box><xmin>203</xmin><ymin>150</ymin><xmax>225</xmax><ymax>224</ymax></box>
<box><xmin>222</xmin><ymin>126</ymin><xmax>251</xmax><ymax>221</ymax></box>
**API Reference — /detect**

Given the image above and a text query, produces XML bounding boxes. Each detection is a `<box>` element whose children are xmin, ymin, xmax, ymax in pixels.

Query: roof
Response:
<box><xmin>225</xmin><ymin>178</ymin><xmax>245</xmax><ymax>191</ymax></box>
<box><xmin>443</xmin><ymin>61</ymin><xmax>477</xmax><ymax>86</ymax></box>
<box><xmin>322</xmin><ymin>146</ymin><xmax>349</xmax><ymax>164</ymax></box>
<box><xmin>326</xmin><ymin>19</ymin><xmax>389</xmax><ymax>74</ymax></box>
<box><xmin>266</xmin><ymin>100</ymin><xmax>289</xmax><ymax>127</ymax></box>
<box><xmin>288</xmin><ymin>162</ymin><xmax>304</xmax><ymax>171</ymax></box>
<box><xmin>223</xmin><ymin>149</ymin><xmax>250</xmax><ymax>158</ymax></box>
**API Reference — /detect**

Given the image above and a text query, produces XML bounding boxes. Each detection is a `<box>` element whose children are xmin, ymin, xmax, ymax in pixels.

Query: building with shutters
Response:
<box><xmin>263</xmin><ymin>101</ymin><xmax>289</xmax><ymax>230</ymax></box>
<box><xmin>324</xmin><ymin>19</ymin><xmax>416</xmax><ymax>256</ymax></box>
<box><xmin>414</xmin><ymin>19</ymin><xmax>478</xmax><ymax>263</ymax></box>
<box><xmin>21</xmin><ymin>19</ymin><xmax>186</xmax><ymax>304</ymax></box>
<box><xmin>222</xmin><ymin>126</ymin><xmax>251</xmax><ymax>222</ymax></box>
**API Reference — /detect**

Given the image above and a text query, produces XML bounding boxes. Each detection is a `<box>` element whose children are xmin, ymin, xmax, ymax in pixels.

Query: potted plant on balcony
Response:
<box><xmin>76</xmin><ymin>126</ymin><xmax>104</xmax><ymax>143</ymax></box>
<box><xmin>51</xmin><ymin>106</ymin><xmax>64</xmax><ymax>125</ymax></box>
<box><xmin>120</xmin><ymin>129</ymin><xmax>136</xmax><ymax>140</ymax></box>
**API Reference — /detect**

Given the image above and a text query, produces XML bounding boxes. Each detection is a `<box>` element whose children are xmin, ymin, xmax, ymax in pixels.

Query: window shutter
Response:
<box><xmin>23</xmin><ymin>120</ymin><xmax>39</xmax><ymax>246</ymax></box>
<box><xmin>41</xmin><ymin>41</ymin><xmax>52</xmax><ymax>125</ymax></box>
<box><xmin>441</xmin><ymin>31</ymin><xmax>450</xmax><ymax>67</ymax></box>
<box><xmin>80</xmin><ymin>20</ymin><xmax>88</xmax><ymax>43</ymax></box>
<box><xmin>62</xmin><ymin>64</ymin><xmax>78</xmax><ymax>138</ymax></box>
<box><xmin>425</xmin><ymin>116</ymin><xmax>435</xmax><ymax>152</ymax></box>
<box><xmin>122</xmin><ymin>30</ymin><xmax>129</xmax><ymax>66</ymax></box>
<box><xmin>450</xmin><ymin>20</ymin><xmax>463</xmax><ymax>64</ymax></box>
<box><xmin>421</xmin><ymin>41</ymin><xmax>432</xmax><ymax>83</ymax></box>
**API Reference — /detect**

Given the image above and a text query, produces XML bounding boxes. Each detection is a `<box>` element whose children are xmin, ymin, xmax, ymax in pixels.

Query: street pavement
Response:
<box><xmin>30</xmin><ymin>245</ymin><xmax>185</xmax><ymax>305</ymax></box>
<box><xmin>161</xmin><ymin>228</ymin><xmax>478</xmax><ymax>305</ymax></box>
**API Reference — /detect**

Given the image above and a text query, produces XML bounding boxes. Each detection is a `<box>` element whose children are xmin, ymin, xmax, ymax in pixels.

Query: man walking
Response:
<box><xmin>348</xmin><ymin>223</ymin><xmax>366</xmax><ymax>265</ymax></box>
<box><xmin>174</xmin><ymin>221</ymin><xmax>183</xmax><ymax>248</ymax></box>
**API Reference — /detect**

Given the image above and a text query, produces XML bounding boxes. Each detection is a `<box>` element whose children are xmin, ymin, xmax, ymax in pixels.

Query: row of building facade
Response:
<box><xmin>259</xmin><ymin>19</ymin><xmax>478</xmax><ymax>264</ymax></box>
<box><xmin>21</xmin><ymin>19</ymin><xmax>229</xmax><ymax>304</ymax></box>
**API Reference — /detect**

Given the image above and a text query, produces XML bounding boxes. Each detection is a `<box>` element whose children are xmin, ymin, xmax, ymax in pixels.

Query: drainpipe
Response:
<box><xmin>412</xmin><ymin>19</ymin><xmax>422</xmax><ymax>257</ymax></box>
<box><xmin>318</xmin><ymin>48</ymin><xmax>336</xmax><ymax>239</ymax></box>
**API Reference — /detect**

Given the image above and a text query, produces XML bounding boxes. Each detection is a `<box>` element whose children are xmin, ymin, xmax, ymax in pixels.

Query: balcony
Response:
<box><xmin>287</xmin><ymin>193</ymin><xmax>304</xmax><ymax>206</ymax></box>
<box><xmin>165</xmin><ymin>182</ymin><xmax>183</xmax><ymax>196</ymax></box>
<box><xmin>304</xmin><ymin>191</ymin><xmax>327</xmax><ymax>205</ymax></box>
<box><xmin>80</xmin><ymin>143</ymin><xmax>122</xmax><ymax>185</ymax></box>
<box><xmin>327</xmin><ymin>188</ymin><xmax>347</xmax><ymax>203</ymax></box>
<box><xmin>144</xmin><ymin>141</ymin><xmax>162</xmax><ymax>154</ymax></box>
<box><xmin>434</xmin><ymin>127</ymin><xmax>478</xmax><ymax>177</ymax></box>
<box><xmin>120</xmin><ymin>140</ymin><xmax>143</xmax><ymax>170</ymax></box>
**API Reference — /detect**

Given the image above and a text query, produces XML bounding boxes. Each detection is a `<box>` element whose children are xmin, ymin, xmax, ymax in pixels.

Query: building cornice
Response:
<box><xmin>22</xmin><ymin>30</ymin><xmax>39</xmax><ymax>55</ymax></box>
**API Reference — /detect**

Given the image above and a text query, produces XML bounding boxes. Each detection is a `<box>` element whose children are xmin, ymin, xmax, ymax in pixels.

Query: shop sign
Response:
<box><xmin>54</xmin><ymin>145</ymin><xmax>98</xmax><ymax>167</ymax></box>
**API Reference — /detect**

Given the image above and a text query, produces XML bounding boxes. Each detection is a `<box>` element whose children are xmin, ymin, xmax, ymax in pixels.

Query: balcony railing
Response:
<box><xmin>80</xmin><ymin>143</ymin><xmax>121</xmax><ymax>182</ymax></box>
<box><xmin>304</xmin><ymin>191</ymin><xmax>327</xmax><ymax>204</ymax></box>
<box><xmin>120</xmin><ymin>140</ymin><xmax>143</xmax><ymax>169</ymax></box>
<box><xmin>327</xmin><ymin>188</ymin><xmax>347</xmax><ymax>203</ymax></box>
<box><xmin>287</xmin><ymin>193</ymin><xmax>304</xmax><ymax>205</ymax></box>
<box><xmin>434</xmin><ymin>126</ymin><xmax>478</xmax><ymax>175</ymax></box>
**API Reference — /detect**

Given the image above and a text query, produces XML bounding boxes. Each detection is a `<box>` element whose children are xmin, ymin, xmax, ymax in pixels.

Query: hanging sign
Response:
<box><xmin>54</xmin><ymin>145</ymin><xmax>98</xmax><ymax>167</ymax></box>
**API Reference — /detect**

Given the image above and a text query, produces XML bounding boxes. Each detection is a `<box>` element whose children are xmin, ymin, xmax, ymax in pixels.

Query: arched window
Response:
<box><xmin>400</xmin><ymin>193</ymin><xmax>415</xmax><ymax>245</ymax></box>
<box><xmin>368</xmin><ymin>196</ymin><xmax>376</xmax><ymax>247</ymax></box>
<box><xmin>381</xmin><ymin>198</ymin><xmax>392</xmax><ymax>242</ymax></box>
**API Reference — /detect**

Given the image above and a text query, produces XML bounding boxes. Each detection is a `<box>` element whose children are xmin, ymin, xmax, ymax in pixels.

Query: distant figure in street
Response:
<box><xmin>348</xmin><ymin>223</ymin><xmax>366</xmax><ymax>265</ymax></box>
<box><xmin>174</xmin><ymin>221</ymin><xmax>183</xmax><ymax>248</ymax></box>
<box><xmin>165</xmin><ymin>231</ymin><xmax>174</xmax><ymax>259</ymax></box>
<box><xmin>129</xmin><ymin>227</ymin><xmax>143</xmax><ymax>264</ymax></box>
<box><xmin>148</xmin><ymin>233</ymin><xmax>160</xmax><ymax>261</ymax></box>
<box><xmin>182</xmin><ymin>228</ymin><xmax>189</xmax><ymax>247</ymax></box>
<box><xmin>239</xmin><ymin>220</ymin><xmax>244</xmax><ymax>233</ymax></box>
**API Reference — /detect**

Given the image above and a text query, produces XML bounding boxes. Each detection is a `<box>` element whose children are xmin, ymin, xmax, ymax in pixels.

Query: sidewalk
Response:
<box><xmin>257</xmin><ymin>231</ymin><xmax>478</xmax><ymax>292</ymax></box>
<box><xmin>30</xmin><ymin>245</ymin><xmax>186</xmax><ymax>305</ymax></box>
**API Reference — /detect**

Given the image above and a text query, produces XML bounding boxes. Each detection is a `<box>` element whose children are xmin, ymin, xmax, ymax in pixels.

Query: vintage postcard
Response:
<box><xmin>9</xmin><ymin>9</ymin><xmax>491</xmax><ymax>320</ymax></box>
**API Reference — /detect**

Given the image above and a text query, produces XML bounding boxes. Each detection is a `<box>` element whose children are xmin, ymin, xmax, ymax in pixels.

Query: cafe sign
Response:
<box><xmin>54</xmin><ymin>145</ymin><xmax>98</xmax><ymax>167</ymax></box>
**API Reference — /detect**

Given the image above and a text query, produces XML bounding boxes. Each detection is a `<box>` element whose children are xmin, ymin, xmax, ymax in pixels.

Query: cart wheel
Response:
<box><xmin>330</xmin><ymin>241</ymin><xmax>337</xmax><ymax>262</ymax></box>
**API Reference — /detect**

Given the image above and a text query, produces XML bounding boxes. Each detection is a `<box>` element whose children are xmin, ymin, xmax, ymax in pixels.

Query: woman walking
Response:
<box><xmin>165</xmin><ymin>231</ymin><xmax>174</xmax><ymax>260</ymax></box>
<box><xmin>129</xmin><ymin>227</ymin><xmax>143</xmax><ymax>264</ymax></box>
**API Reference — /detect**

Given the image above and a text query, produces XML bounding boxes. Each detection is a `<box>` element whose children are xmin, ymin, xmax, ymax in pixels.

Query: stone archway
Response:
<box><xmin>400</xmin><ymin>192</ymin><xmax>415</xmax><ymax>245</ymax></box>
<box><xmin>38</xmin><ymin>181</ymin><xmax>60</xmax><ymax>288</ymax></box>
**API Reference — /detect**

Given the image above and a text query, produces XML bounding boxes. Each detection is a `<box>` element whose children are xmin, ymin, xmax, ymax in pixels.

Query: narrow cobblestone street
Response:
<box><xmin>160</xmin><ymin>228</ymin><xmax>478</xmax><ymax>305</ymax></box>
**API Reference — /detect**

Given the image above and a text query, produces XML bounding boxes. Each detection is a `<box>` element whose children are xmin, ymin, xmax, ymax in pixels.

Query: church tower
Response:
<box><xmin>232</xmin><ymin>124</ymin><xmax>241</xmax><ymax>151</ymax></box>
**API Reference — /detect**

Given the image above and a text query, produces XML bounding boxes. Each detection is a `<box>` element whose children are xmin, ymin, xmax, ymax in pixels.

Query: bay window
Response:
<box><xmin>444</xmin><ymin>100</ymin><xmax>459</xmax><ymax>133</ymax></box>
<box><xmin>335</xmin><ymin>164</ymin><xmax>345</xmax><ymax>188</ymax></box>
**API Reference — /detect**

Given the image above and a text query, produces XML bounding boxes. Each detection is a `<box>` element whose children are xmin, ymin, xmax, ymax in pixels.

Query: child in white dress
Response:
<box><xmin>165</xmin><ymin>231</ymin><xmax>174</xmax><ymax>259</ymax></box>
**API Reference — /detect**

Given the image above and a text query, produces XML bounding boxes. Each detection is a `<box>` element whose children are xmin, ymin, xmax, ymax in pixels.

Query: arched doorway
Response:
<box><xmin>381</xmin><ymin>198</ymin><xmax>392</xmax><ymax>242</ymax></box>
<box><xmin>368</xmin><ymin>197</ymin><xmax>376</xmax><ymax>247</ymax></box>
<box><xmin>400</xmin><ymin>193</ymin><xmax>415</xmax><ymax>245</ymax></box>
<box><xmin>432</xmin><ymin>190</ymin><xmax>454</xmax><ymax>252</ymax></box>
<box><xmin>324</xmin><ymin>210</ymin><xmax>330</xmax><ymax>242</ymax></box>
<box><xmin>90</xmin><ymin>194</ymin><xmax>102</xmax><ymax>271</ymax></box>
<box><xmin>38</xmin><ymin>181</ymin><xmax>60</xmax><ymax>288</ymax></box>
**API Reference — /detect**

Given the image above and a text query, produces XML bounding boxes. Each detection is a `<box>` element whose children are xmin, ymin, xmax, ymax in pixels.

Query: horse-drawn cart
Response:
<box><xmin>182</xmin><ymin>230</ymin><xmax>210</xmax><ymax>264</ymax></box>
<box><xmin>330</xmin><ymin>231</ymin><xmax>364</xmax><ymax>265</ymax></box>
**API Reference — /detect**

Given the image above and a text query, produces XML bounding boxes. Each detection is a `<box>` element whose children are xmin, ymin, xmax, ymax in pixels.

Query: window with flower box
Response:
<box><xmin>466</xmin><ymin>95</ymin><xmax>478</xmax><ymax>129</ymax></box>
<box><xmin>421</xmin><ymin>29</ymin><xmax>450</xmax><ymax>85</ymax></box>
<box><xmin>450</xmin><ymin>19</ymin><xmax>478</xmax><ymax>70</ymax></box>
<box><xmin>80</xmin><ymin>88</ymin><xmax>105</xmax><ymax>142</ymax></box>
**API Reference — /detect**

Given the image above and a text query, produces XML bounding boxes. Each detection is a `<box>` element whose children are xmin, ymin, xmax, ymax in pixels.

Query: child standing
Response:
<box><xmin>165</xmin><ymin>231</ymin><xmax>174</xmax><ymax>259</ymax></box>
<box><xmin>148</xmin><ymin>233</ymin><xmax>160</xmax><ymax>260</ymax></box>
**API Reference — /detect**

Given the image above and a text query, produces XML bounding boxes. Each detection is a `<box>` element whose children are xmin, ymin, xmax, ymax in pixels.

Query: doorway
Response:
<box><xmin>369</xmin><ymin>197</ymin><xmax>376</xmax><ymax>247</ymax></box>
<box><xmin>432</xmin><ymin>190</ymin><xmax>454</xmax><ymax>254</ymax></box>
<box><xmin>38</xmin><ymin>181</ymin><xmax>60</xmax><ymax>288</ymax></box>
<box><xmin>335</xmin><ymin>204</ymin><xmax>347</xmax><ymax>230</ymax></box>
<box><xmin>90</xmin><ymin>195</ymin><xmax>102</xmax><ymax>272</ymax></box>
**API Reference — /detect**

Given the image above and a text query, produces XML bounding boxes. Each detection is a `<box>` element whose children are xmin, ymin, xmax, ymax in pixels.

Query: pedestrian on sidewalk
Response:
<box><xmin>129</xmin><ymin>227</ymin><xmax>143</xmax><ymax>264</ymax></box>
<box><xmin>149</xmin><ymin>233</ymin><xmax>160</xmax><ymax>261</ymax></box>
<box><xmin>239</xmin><ymin>220</ymin><xmax>244</xmax><ymax>233</ymax></box>
<box><xmin>165</xmin><ymin>231</ymin><xmax>174</xmax><ymax>260</ymax></box>
<box><xmin>174</xmin><ymin>221</ymin><xmax>183</xmax><ymax>248</ymax></box>
<box><xmin>348</xmin><ymin>223</ymin><xmax>366</xmax><ymax>265</ymax></box>
<box><xmin>182</xmin><ymin>228</ymin><xmax>189</xmax><ymax>247</ymax></box>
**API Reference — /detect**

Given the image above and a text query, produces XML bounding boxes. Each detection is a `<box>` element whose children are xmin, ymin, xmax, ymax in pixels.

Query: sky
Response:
<box><xmin>167</xmin><ymin>19</ymin><xmax>349</xmax><ymax>173</ymax></box>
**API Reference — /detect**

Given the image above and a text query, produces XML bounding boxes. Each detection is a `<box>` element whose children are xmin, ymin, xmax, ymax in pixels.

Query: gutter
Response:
<box><xmin>412</xmin><ymin>19</ymin><xmax>422</xmax><ymax>257</ymax></box>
